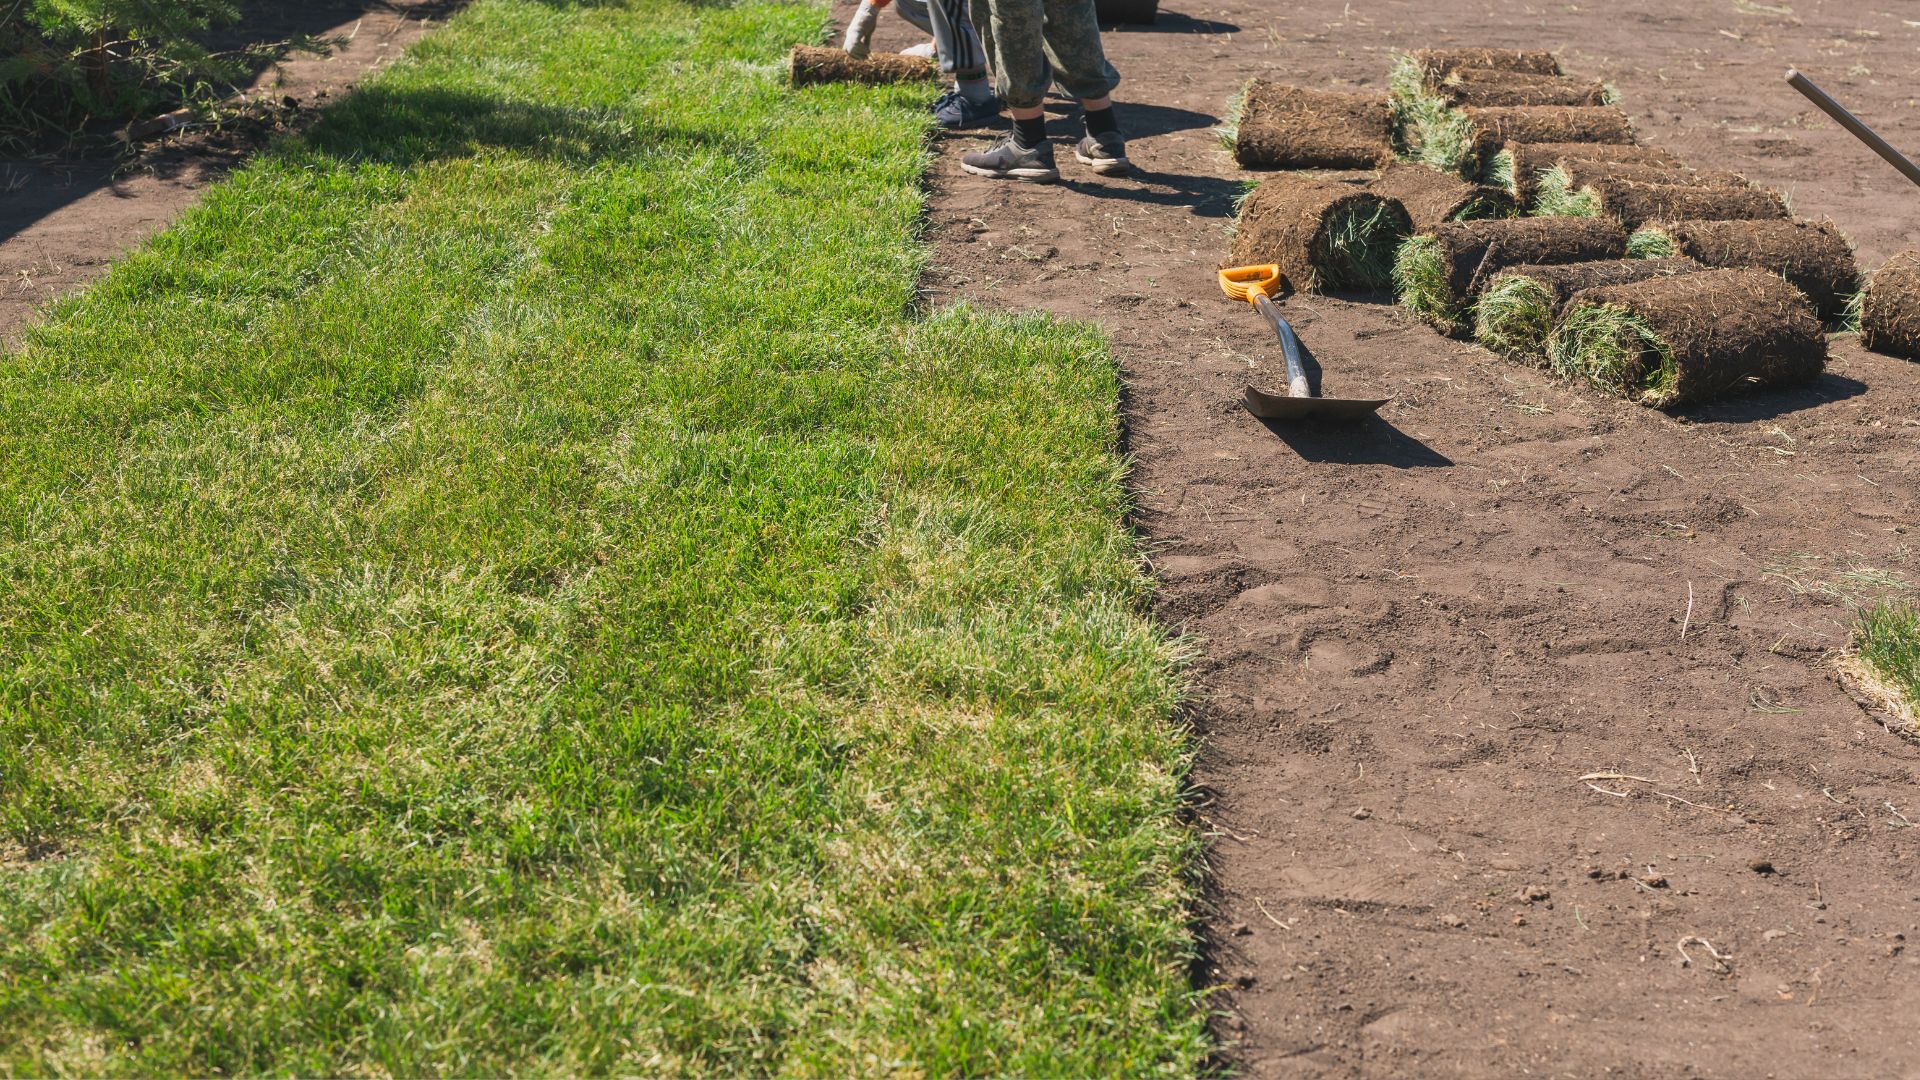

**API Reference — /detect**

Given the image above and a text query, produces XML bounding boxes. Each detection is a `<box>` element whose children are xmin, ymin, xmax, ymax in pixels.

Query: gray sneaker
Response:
<box><xmin>1075</xmin><ymin>131</ymin><xmax>1129</xmax><ymax>175</ymax></box>
<box><xmin>960</xmin><ymin>137</ymin><xmax>1059</xmax><ymax>182</ymax></box>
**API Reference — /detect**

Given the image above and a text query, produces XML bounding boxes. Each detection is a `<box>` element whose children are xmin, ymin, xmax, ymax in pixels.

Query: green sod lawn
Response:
<box><xmin>0</xmin><ymin>1</ymin><xmax>1207</xmax><ymax>1073</ymax></box>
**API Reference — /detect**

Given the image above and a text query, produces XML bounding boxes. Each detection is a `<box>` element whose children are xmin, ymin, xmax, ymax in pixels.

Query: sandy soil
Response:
<box><xmin>0</xmin><ymin>1</ymin><xmax>458</xmax><ymax>342</ymax></box>
<box><xmin>873</xmin><ymin>0</ymin><xmax>1920</xmax><ymax>1074</ymax></box>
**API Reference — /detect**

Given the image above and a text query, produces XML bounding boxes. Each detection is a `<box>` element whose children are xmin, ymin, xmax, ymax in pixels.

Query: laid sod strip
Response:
<box><xmin>1548</xmin><ymin>268</ymin><xmax>1826</xmax><ymax>407</ymax></box>
<box><xmin>1393</xmin><ymin>215</ymin><xmax>1627</xmax><ymax>333</ymax></box>
<box><xmin>1439</xmin><ymin>69</ymin><xmax>1610</xmax><ymax>108</ymax></box>
<box><xmin>0</xmin><ymin>1</ymin><xmax>1206</xmax><ymax>1074</ymax></box>
<box><xmin>1370</xmin><ymin>160</ymin><xmax>1513</xmax><ymax>230</ymax></box>
<box><xmin>1232</xmin><ymin>173</ymin><xmax>1412</xmax><ymax>292</ymax></box>
<box><xmin>1462</xmin><ymin>105</ymin><xmax>1635</xmax><ymax>168</ymax></box>
<box><xmin>1500</xmin><ymin>141</ymin><xmax>1683</xmax><ymax>204</ymax></box>
<box><xmin>1860</xmin><ymin>250</ymin><xmax>1920</xmax><ymax>359</ymax></box>
<box><xmin>789</xmin><ymin>43</ymin><xmax>936</xmax><ymax>84</ymax></box>
<box><xmin>1662</xmin><ymin>218</ymin><xmax>1858</xmax><ymax>320</ymax></box>
<box><xmin>1233</xmin><ymin>81</ymin><xmax>1392</xmax><ymax>169</ymax></box>
<box><xmin>1584</xmin><ymin>178</ymin><xmax>1788</xmax><ymax>230</ymax></box>
<box><xmin>1840</xmin><ymin>603</ymin><xmax>1920</xmax><ymax>739</ymax></box>
<box><xmin>1474</xmin><ymin>257</ymin><xmax>1702</xmax><ymax>361</ymax></box>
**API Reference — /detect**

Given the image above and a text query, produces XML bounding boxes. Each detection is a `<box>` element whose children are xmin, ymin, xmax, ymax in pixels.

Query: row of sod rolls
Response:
<box><xmin>1548</xmin><ymin>269</ymin><xmax>1827</xmax><ymax>407</ymax></box>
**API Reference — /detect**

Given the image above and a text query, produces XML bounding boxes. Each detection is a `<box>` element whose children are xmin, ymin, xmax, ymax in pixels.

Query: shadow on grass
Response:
<box><xmin>303</xmin><ymin>84</ymin><xmax>712</xmax><ymax>167</ymax></box>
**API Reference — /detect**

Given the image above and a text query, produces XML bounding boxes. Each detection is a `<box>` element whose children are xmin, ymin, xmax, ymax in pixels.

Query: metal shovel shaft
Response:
<box><xmin>1252</xmin><ymin>292</ymin><xmax>1311</xmax><ymax>398</ymax></box>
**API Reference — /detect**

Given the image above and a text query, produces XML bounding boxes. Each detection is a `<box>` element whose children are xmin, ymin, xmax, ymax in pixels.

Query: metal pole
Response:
<box><xmin>1786</xmin><ymin>68</ymin><xmax>1920</xmax><ymax>190</ymax></box>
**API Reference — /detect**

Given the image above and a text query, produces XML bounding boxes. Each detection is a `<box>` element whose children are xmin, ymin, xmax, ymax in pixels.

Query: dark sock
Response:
<box><xmin>1012</xmin><ymin>115</ymin><xmax>1047</xmax><ymax>151</ymax></box>
<box><xmin>1083</xmin><ymin>105</ymin><xmax>1119</xmax><ymax>138</ymax></box>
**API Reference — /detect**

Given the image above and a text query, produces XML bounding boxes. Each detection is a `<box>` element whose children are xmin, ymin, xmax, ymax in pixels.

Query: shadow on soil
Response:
<box><xmin>1674</xmin><ymin>372</ymin><xmax>1869</xmax><ymax>423</ymax></box>
<box><xmin>1256</xmin><ymin>413</ymin><xmax>1453</xmax><ymax>467</ymax></box>
<box><xmin>1109</xmin><ymin>11</ymin><xmax>1243</xmax><ymax>33</ymax></box>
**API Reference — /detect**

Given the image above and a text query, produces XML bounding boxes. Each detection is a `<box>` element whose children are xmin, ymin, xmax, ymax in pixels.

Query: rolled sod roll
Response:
<box><xmin>1464</xmin><ymin>106</ymin><xmax>1635</xmax><ymax>164</ymax></box>
<box><xmin>1234</xmin><ymin>82</ymin><xmax>1393</xmax><ymax>169</ymax></box>
<box><xmin>1654</xmin><ymin>219</ymin><xmax>1857</xmax><ymax>320</ymax></box>
<box><xmin>1550</xmin><ymin>268</ymin><xmax>1826</xmax><ymax>408</ymax></box>
<box><xmin>1231</xmin><ymin>173</ymin><xmax>1413</xmax><ymax>293</ymax></box>
<box><xmin>1368</xmin><ymin>161</ymin><xmax>1513</xmax><ymax>231</ymax></box>
<box><xmin>1393</xmin><ymin>215</ymin><xmax>1628</xmax><ymax>333</ymax></box>
<box><xmin>1409</xmin><ymin>48</ymin><xmax>1562</xmax><ymax>80</ymax></box>
<box><xmin>1859</xmin><ymin>251</ymin><xmax>1920</xmax><ymax>360</ymax></box>
<box><xmin>1532</xmin><ymin>162</ymin><xmax>1749</xmax><ymax>216</ymax></box>
<box><xmin>1474</xmin><ymin>257</ymin><xmax>1702</xmax><ymax>361</ymax></box>
<box><xmin>1440</xmin><ymin>69</ymin><xmax>1610</xmax><ymax>108</ymax></box>
<box><xmin>1584</xmin><ymin>178</ymin><xmax>1787</xmax><ymax>231</ymax></box>
<box><xmin>1496</xmin><ymin>141</ymin><xmax>1683</xmax><ymax>201</ymax></box>
<box><xmin>789</xmin><ymin>45</ymin><xmax>936</xmax><ymax>85</ymax></box>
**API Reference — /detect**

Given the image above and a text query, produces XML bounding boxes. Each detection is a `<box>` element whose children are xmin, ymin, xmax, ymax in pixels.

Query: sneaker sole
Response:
<box><xmin>1075</xmin><ymin>149</ymin><xmax>1130</xmax><ymax>175</ymax></box>
<box><xmin>960</xmin><ymin>160</ymin><xmax>1060</xmax><ymax>182</ymax></box>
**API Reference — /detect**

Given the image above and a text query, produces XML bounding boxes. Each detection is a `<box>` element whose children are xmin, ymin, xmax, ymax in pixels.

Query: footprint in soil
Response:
<box><xmin>1304</xmin><ymin>639</ymin><xmax>1392</xmax><ymax>677</ymax></box>
<box><xmin>1234</xmin><ymin>577</ymin><xmax>1335</xmax><ymax>611</ymax></box>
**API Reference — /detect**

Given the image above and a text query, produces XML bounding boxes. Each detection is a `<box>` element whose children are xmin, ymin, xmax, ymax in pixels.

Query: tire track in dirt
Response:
<box><xmin>891</xmin><ymin>0</ymin><xmax>1920</xmax><ymax>1073</ymax></box>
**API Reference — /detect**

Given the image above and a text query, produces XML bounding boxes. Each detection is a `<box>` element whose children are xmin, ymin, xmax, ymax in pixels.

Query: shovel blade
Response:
<box><xmin>1244</xmin><ymin>385</ymin><xmax>1389</xmax><ymax>422</ymax></box>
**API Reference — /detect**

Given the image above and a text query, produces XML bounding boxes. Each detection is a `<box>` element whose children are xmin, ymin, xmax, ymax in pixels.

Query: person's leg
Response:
<box><xmin>1035</xmin><ymin>0</ymin><xmax>1128</xmax><ymax>173</ymax></box>
<box><xmin>923</xmin><ymin>0</ymin><xmax>1004</xmax><ymax>127</ymax></box>
<box><xmin>960</xmin><ymin>0</ymin><xmax>1058</xmax><ymax>179</ymax></box>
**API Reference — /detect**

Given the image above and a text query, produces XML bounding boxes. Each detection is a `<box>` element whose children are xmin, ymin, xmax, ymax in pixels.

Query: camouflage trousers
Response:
<box><xmin>967</xmin><ymin>0</ymin><xmax>1120</xmax><ymax>109</ymax></box>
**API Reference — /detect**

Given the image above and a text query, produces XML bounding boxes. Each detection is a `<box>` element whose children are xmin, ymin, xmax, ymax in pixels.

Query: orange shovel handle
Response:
<box><xmin>1218</xmin><ymin>264</ymin><xmax>1282</xmax><ymax>305</ymax></box>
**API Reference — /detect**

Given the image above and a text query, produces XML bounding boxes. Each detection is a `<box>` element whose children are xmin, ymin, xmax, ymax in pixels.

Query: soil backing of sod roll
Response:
<box><xmin>1231</xmin><ymin>173</ymin><xmax>1414</xmax><ymax>292</ymax></box>
<box><xmin>1234</xmin><ymin>82</ymin><xmax>1393</xmax><ymax>170</ymax></box>
<box><xmin>1661</xmin><ymin>218</ymin><xmax>1857</xmax><ymax>320</ymax></box>
<box><xmin>1474</xmin><ymin>257</ymin><xmax>1702</xmax><ymax>361</ymax></box>
<box><xmin>1532</xmin><ymin>163</ymin><xmax>1749</xmax><ymax>216</ymax></box>
<box><xmin>1860</xmin><ymin>251</ymin><xmax>1920</xmax><ymax>360</ymax></box>
<box><xmin>1410</xmin><ymin>48</ymin><xmax>1561</xmax><ymax>80</ymax></box>
<box><xmin>789</xmin><ymin>45</ymin><xmax>936</xmax><ymax>85</ymax></box>
<box><xmin>1369</xmin><ymin>161</ymin><xmax>1513</xmax><ymax>231</ymax></box>
<box><xmin>1394</xmin><ymin>215</ymin><xmax>1627</xmax><ymax>334</ymax></box>
<box><xmin>1441</xmin><ymin>69</ymin><xmax>1609</xmax><ymax>108</ymax></box>
<box><xmin>1499</xmin><ymin>141</ymin><xmax>1683</xmax><ymax>201</ymax></box>
<box><xmin>1586</xmin><ymin>178</ymin><xmax>1787</xmax><ymax>230</ymax></box>
<box><xmin>1464</xmin><ymin>105</ymin><xmax>1635</xmax><ymax>166</ymax></box>
<box><xmin>1550</xmin><ymin>267</ymin><xmax>1825</xmax><ymax>407</ymax></box>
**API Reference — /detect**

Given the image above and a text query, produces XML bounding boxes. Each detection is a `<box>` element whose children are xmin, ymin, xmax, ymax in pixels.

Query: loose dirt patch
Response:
<box><xmin>888</xmin><ymin>0</ymin><xmax>1920</xmax><ymax>1072</ymax></box>
<box><xmin>0</xmin><ymin>1</ymin><xmax>456</xmax><ymax>343</ymax></box>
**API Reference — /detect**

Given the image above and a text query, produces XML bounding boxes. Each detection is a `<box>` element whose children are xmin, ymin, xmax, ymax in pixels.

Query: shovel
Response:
<box><xmin>1218</xmin><ymin>264</ymin><xmax>1389</xmax><ymax>421</ymax></box>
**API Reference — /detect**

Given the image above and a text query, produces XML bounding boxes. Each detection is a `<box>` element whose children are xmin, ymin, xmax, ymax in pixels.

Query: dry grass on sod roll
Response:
<box><xmin>1660</xmin><ymin>218</ymin><xmax>1857</xmax><ymax>320</ymax></box>
<box><xmin>1462</xmin><ymin>105</ymin><xmax>1634</xmax><ymax>168</ymax></box>
<box><xmin>1231</xmin><ymin>81</ymin><xmax>1392</xmax><ymax>169</ymax></box>
<box><xmin>1492</xmin><ymin>140</ymin><xmax>1682</xmax><ymax>203</ymax></box>
<box><xmin>1232</xmin><ymin>173</ymin><xmax>1412</xmax><ymax>292</ymax></box>
<box><xmin>1387</xmin><ymin>59</ymin><xmax>1476</xmax><ymax>175</ymax></box>
<box><xmin>789</xmin><ymin>43</ymin><xmax>935</xmax><ymax>85</ymax></box>
<box><xmin>1860</xmin><ymin>250</ymin><xmax>1920</xmax><ymax>360</ymax></box>
<box><xmin>0</xmin><ymin>1</ymin><xmax>1208</xmax><ymax>1073</ymax></box>
<box><xmin>1474</xmin><ymin>257</ymin><xmax>1702</xmax><ymax>361</ymax></box>
<box><xmin>1549</xmin><ymin>268</ymin><xmax>1826</xmax><ymax>407</ymax></box>
<box><xmin>1439</xmin><ymin>69</ymin><xmax>1611</xmax><ymax>108</ymax></box>
<box><xmin>1393</xmin><ymin>215</ymin><xmax>1627</xmax><ymax>333</ymax></box>
<box><xmin>1584</xmin><ymin>177</ymin><xmax>1787</xmax><ymax>230</ymax></box>
<box><xmin>1369</xmin><ymin>160</ymin><xmax>1512</xmax><ymax>231</ymax></box>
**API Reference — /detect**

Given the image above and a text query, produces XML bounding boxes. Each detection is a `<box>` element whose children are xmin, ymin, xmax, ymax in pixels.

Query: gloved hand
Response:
<box><xmin>841</xmin><ymin>0</ymin><xmax>884</xmax><ymax>58</ymax></box>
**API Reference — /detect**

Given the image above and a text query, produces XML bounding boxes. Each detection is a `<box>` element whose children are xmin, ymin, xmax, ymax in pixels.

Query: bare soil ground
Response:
<box><xmin>0</xmin><ymin>1</ymin><xmax>457</xmax><ymax>342</ymax></box>
<box><xmin>876</xmin><ymin>0</ymin><xmax>1920</xmax><ymax>1074</ymax></box>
